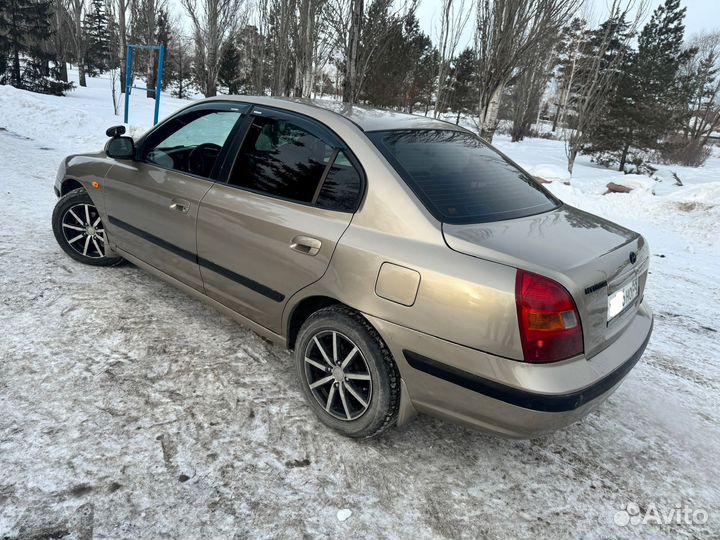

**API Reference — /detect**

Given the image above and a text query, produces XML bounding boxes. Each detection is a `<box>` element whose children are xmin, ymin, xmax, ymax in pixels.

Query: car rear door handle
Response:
<box><xmin>170</xmin><ymin>198</ymin><xmax>190</xmax><ymax>213</ymax></box>
<box><xmin>290</xmin><ymin>235</ymin><xmax>322</xmax><ymax>256</ymax></box>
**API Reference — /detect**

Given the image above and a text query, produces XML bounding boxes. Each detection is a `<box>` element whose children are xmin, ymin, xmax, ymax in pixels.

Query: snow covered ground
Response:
<box><xmin>1</xmin><ymin>73</ymin><xmax>719</xmax><ymax>539</ymax></box>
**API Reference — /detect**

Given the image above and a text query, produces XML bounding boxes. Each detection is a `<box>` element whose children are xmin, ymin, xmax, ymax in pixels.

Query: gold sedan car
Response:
<box><xmin>52</xmin><ymin>97</ymin><xmax>653</xmax><ymax>438</ymax></box>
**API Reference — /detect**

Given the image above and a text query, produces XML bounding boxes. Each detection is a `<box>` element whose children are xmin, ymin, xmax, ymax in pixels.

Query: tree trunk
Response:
<box><xmin>147</xmin><ymin>59</ymin><xmax>157</xmax><ymax>98</ymax></box>
<box><xmin>119</xmin><ymin>0</ymin><xmax>128</xmax><ymax>94</ymax></box>
<box><xmin>551</xmin><ymin>102</ymin><xmax>560</xmax><ymax>132</ymax></box>
<box><xmin>59</xmin><ymin>61</ymin><xmax>68</xmax><ymax>82</ymax></box>
<box><xmin>13</xmin><ymin>49</ymin><xmax>21</xmax><ymax>87</ymax></box>
<box><xmin>619</xmin><ymin>142</ymin><xmax>630</xmax><ymax>172</ymax></box>
<box><xmin>567</xmin><ymin>145</ymin><xmax>578</xmax><ymax>175</ymax></box>
<box><xmin>343</xmin><ymin>0</ymin><xmax>362</xmax><ymax>103</ymax></box>
<box><xmin>78</xmin><ymin>62</ymin><xmax>87</xmax><ymax>86</ymax></box>
<box><xmin>10</xmin><ymin>3</ymin><xmax>21</xmax><ymax>86</ymax></box>
<box><xmin>75</xmin><ymin>7</ymin><xmax>86</xmax><ymax>87</ymax></box>
<box><xmin>456</xmin><ymin>110</ymin><xmax>461</xmax><ymax>125</ymax></box>
<box><xmin>478</xmin><ymin>83</ymin><xmax>504</xmax><ymax>141</ymax></box>
<box><xmin>434</xmin><ymin>0</ymin><xmax>453</xmax><ymax>118</ymax></box>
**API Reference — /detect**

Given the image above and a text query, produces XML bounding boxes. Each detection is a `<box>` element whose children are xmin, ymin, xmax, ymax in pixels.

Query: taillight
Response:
<box><xmin>515</xmin><ymin>270</ymin><xmax>583</xmax><ymax>363</ymax></box>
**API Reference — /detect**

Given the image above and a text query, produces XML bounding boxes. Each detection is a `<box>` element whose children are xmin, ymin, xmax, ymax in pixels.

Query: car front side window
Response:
<box><xmin>142</xmin><ymin>108</ymin><xmax>244</xmax><ymax>179</ymax></box>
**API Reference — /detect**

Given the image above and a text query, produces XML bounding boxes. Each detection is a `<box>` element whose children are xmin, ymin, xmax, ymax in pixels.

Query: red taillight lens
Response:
<box><xmin>515</xmin><ymin>270</ymin><xmax>584</xmax><ymax>363</ymax></box>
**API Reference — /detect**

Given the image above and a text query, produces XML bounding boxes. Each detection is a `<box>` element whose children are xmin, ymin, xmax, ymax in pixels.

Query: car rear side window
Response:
<box><xmin>368</xmin><ymin>129</ymin><xmax>559</xmax><ymax>224</ymax></box>
<box><xmin>228</xmin><ymin>115</ymin><xmax>361</xmax><ymax>211</ymax></box>
<box><xmin>316</xmin><ymin>151</ymin><xmax>362</xmax><ymax>212</ymax></box>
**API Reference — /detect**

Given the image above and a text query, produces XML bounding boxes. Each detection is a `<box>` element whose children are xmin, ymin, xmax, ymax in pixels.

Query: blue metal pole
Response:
<box><xmin>154</xmin><ymin>45</ymin><xmax>165</xmax><ymax>125</ymax></box>
<box><xmin>123</xmin><ymin>46</ymin><xmax>133</xmax><ymax>124</ymax></box>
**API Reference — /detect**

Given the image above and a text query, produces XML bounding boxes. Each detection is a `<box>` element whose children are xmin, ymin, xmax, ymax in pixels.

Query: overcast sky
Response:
<box><xmin>415</xmin><ymin>0</ymin><xmax>720</xmax><ymax>52</ymax></box>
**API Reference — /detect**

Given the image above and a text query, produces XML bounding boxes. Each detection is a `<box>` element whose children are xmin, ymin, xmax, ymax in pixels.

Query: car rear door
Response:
<box><xmin>196</xmin><ymin>106</ymin><xmax>364</xmax><ymax>332</ymax></box>
<box><xmin>104</xmin><ymin>103</ymin><xmax>250</xmax><ymax>291</ymax></box>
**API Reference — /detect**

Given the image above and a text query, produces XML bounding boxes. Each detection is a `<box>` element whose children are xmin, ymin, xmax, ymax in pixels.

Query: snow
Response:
<box><xmin>336</xmin><ymin>508</ymin><xmax>352</xmax><ymax>522</ymax></box>
<box><xmin>1</xmin><ymin>71</ymin><xmax>719</xmax><ymax>539</ymax></box>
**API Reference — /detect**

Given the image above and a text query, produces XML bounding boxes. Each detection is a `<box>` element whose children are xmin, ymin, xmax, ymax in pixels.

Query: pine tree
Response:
<box><xmin>84</xmin><ymin>0</ymin><xmax>111</xmax><ymax>75</ymax></box>
<box><xmin>448</xmin><ymin>48</ymin><xmax>477</xmax><ymax>124</ymax></box>
<box><xmin>218</xmin><ymin>38</ymin><xmax>242</xmax><ymax>94</ymax></box>
<box><xmin>0</xmin><ymin>0</ymin><xmax>73</xmax><ymax>94</ymax></box>
<box><xmin>586</xmin><ymin>0</ymin><xmax>694</xmax><ymax>170</ymax></box>
<box><xmin>580</xmin><ymin>16</ymin><xmax>635</xmax><ymax>169</ymax></box>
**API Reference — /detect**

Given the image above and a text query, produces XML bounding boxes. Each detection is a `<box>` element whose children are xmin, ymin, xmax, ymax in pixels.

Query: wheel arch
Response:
<box><xmin>60</xmin><ymin>178</ymin><xmax>84</xmax><ymax>195</ymax></box>
<box><xmin>286</xmin><ymin>295</ymin><xmax>342</xmax><ymax>349</ymax></box>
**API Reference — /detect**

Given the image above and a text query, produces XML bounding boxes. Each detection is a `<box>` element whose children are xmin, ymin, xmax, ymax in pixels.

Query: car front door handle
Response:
<box><xmin>170</xmin><ymin>199</ymin><xmax>190</xmax><ymax>213</ymax></box>
<box><xmin>290</xmin><ymin>235</ymin><xmax>322</xmax><ymax>256</ymax></box>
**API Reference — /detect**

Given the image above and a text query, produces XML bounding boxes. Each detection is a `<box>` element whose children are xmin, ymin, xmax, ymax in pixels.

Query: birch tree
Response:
<box><xmin>434</xmin><ymin>0</ymin><xmax>470</xmax><ymax>117</ymax></box>
<box><xmin>114</xmin><ymin>0</ymin><xmax>130</xmax><ymax>93</ymax></box>
<box><xmin>182</xmin><ymin>0</ymin><xmax>245</xmax><ymax>97</ymax></box>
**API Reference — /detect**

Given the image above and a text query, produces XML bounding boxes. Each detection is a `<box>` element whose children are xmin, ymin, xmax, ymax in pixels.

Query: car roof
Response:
<box><xmin>202</xmin><ymin>95</ymin><xmax>469</xmax><ymax>133</ymax></box>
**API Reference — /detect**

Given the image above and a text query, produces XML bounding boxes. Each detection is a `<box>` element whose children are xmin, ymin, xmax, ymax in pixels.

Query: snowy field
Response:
<box><xmin>1</xmin><ymin>73</ymin><xmax>719</xmax><ymax>539</ymax></box>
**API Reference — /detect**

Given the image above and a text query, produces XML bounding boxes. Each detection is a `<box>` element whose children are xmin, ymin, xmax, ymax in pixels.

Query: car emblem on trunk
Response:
<box><xmin>629</xmin><ymin>252</ymin><xmax>637</xmax><ymax>264</ymax></box>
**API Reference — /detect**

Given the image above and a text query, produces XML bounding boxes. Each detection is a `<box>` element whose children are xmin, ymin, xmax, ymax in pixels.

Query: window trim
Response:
<box><xmin>219</xmin><ymin>105</ymin><xmax>367</xmax><ymax>214</ymax></box>
<box><xmin>135</xmin><ymin>101</ymin><xmax>251</xmax><ymax>182</ymax></box>
<box><xmin>367</xmin><ymin>128</ymin><xmax>561</xmax><ymax>225</ymax></box>
<box><xmin>311</xmin><ymin>148</ymin><xmax>339</xmax><ymax>205</ymax></box>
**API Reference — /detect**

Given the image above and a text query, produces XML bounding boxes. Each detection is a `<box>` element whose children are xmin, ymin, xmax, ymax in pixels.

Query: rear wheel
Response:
<box><xmin>294</xmin><ymin>305</ymin><xmax>400</xmax><ymax>438</ymax></box>
<box><xmin>52</xmin><ymin>188</ymin><xmax>123</xmax><ymax>267</ymax></box>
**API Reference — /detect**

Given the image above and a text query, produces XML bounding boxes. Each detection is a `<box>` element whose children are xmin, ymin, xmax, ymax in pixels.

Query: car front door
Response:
<box><xmin>196</xmin><ymin>107</ymin><xmax>364</xmax><ymax>332</ymax></box>
<box><xmin>104</xmin><ymin>103</ymin><xmax>249</xmax><ymax>291</ymax></box>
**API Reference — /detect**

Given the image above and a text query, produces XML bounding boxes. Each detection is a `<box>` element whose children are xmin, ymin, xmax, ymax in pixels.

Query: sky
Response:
<box><xmin>415</xmin><ymin>0</ymin><xmax>720</xmax><ymax>53</ymax></box>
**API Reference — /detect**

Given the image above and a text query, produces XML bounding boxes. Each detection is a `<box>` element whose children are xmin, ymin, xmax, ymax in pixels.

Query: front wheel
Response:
<box><xmin>52</xmin><ymin>188</ymin><xmax>123</xmax><ymax>266</ymax></box>
<box><xmin>294</xmin><ymin>306</ymin><xmax>401</xmax><ymax>438</ymax></box>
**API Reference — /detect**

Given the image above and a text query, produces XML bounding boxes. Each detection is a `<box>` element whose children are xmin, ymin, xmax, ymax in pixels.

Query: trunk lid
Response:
<box><xmin>443</xmin><ymin>204</ymin><xmax>649</xmax><ymax>358</ymax></box>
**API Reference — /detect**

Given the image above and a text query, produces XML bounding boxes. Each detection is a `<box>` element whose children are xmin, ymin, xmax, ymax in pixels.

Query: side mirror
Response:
<box><xmin>106</xmin><ymin>125</ymin><xmax>126</xmax><ymax>138</ymax></box>
<box><xmin>106</xmin><ymin>136</ymin><xmax>135</xmax><ymax>160</ymax></box>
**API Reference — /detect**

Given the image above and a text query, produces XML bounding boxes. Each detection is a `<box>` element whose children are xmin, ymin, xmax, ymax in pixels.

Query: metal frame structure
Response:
<box><xmin>123</xmin><ymin>44</ymin><xmax>165</xmax><ymax>125</ymax></box>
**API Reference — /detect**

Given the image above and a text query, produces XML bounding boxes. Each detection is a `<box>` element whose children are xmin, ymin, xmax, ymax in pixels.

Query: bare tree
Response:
<box><xmin>551</xmin><ymin>17</ymin><xmax>586</xmax><ymax>132</ymax></box>
<box><xmin>509</xmin><ymin>32</ymin><xmax>558</xmax><ymax>141</ymax></box>
<box><xmin>249</xmin><ymin>0</ymin><xmax>271</xmax><ymax>95</ymax></box>
<box><xmin>113</xmin><ymin>0</ymin><xmax>130</xmax><ymax>93</ymax></box>
<box><xmin>680</xmin><ymin>31</ymin><xmax>720</xmax><ymax>165</ymax></box>
<box><xmin>182</xmin><ymin>0</ymin><xmax>245</xmax><ymax>97</ymax></box>
<box><xmin>293</xmin><ymin>0</ymin><xmax>327</xmax><ymax>97</ymax></box>
<box><xmin>325</xmin><ymin>0</ymin><xmax>413</xmax><ymax>103</ymax></box>
<box><xmin>51</xmin><ymin>0</ymin><xmax>71</xmax><ymax>82</ymax></box>
<box><xmin>132</xmin><ymin>0</ymin><xmax>164</xmax><ymax>97</ymax></box>
<box><xmin>268</xmin><ymin>0</ymin><xmax>295</xmax><ymax>95</ymax></box>
<box><xmin>65</xmin><ymin>0</ymin><xmax>87</xmax><ymax>86</ymax></box>
<box><xmin>564</xmin><ymin>1</ymin><xmax>645</xmax><ymax>174</ymax></box>
<box><xmin>473</xmin><ymin>0</ymin><xmax>579</xmax><ymax>141</ymax></box>
<box><xmin>433</xmin><ymin>0</ymin><xmax>470</xmax><ymax>117</ymax></box>
<box><xmin>343</xmin><ymin>0</ymin><xmax>362</xmax><ymax>102</ymax></box>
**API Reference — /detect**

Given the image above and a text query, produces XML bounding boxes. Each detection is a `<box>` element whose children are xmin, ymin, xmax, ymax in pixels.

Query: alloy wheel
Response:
<box><xmin>304</xmin><ymin>330</ymin><xmax>373</xmax><ymax>421</ymax></box>
<box><xmin>61</xmin><ymin>203</ymin><xmax>106</xmax><ymax>259</ymax></box>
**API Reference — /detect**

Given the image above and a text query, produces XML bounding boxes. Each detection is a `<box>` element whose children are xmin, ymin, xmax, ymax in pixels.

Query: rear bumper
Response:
<box><xmin>365</xmin><ymin>301</ymin><xmax>653</xmax><ymax>437</ymax></box>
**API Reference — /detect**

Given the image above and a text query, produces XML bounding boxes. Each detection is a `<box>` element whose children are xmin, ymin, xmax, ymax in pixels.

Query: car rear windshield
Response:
<box><xmin>368</xmin><ymin>129</ymin><xmax>559</xmax><ymax>224</ymax></box>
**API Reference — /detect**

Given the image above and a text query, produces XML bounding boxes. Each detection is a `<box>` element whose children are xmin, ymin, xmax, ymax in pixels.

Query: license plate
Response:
<box><xmin>607</xmin><ymin>277</ymin><xmax>639</xmax><ymax>321</ymax></box>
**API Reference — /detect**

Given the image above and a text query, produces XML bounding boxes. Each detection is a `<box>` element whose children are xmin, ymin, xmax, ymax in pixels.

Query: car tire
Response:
<box><xmin>294</xmin><ymin>305</ymin><xmax>401</xmax><ymax>438</ymax></box>
<box><xmin>52</xmin><ymin>188</ymin><xmax>124</xmax><ymax>267</ymax></box>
